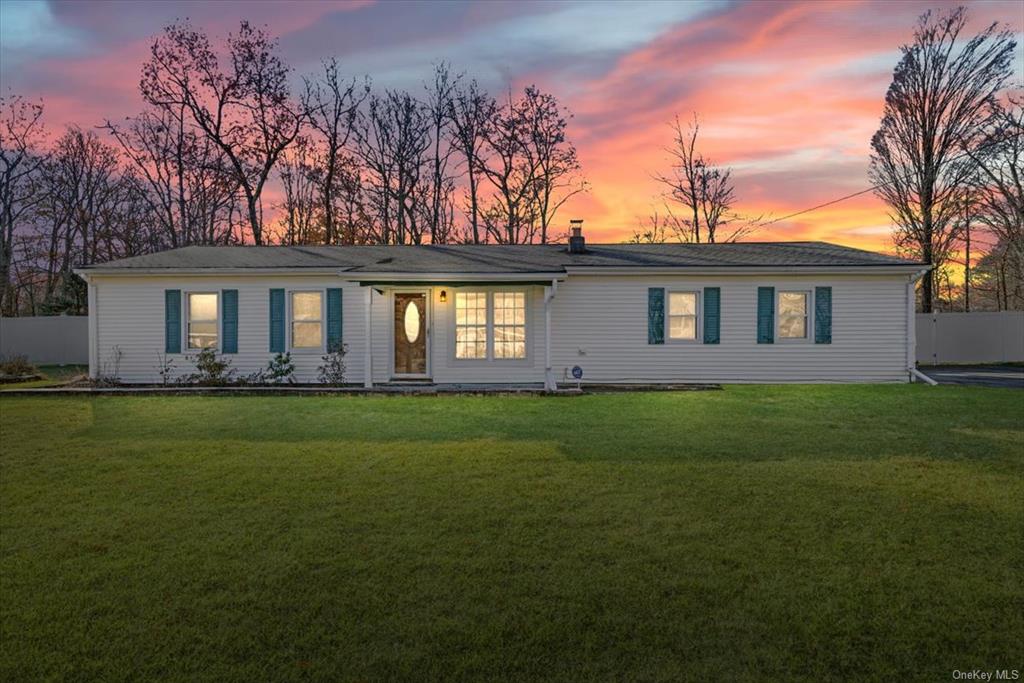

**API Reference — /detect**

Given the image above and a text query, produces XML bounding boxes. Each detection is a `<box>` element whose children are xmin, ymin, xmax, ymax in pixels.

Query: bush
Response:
<box><xmin>318</xmin><ymin>342</ymin><xmax>347</xmax><ymax>385</ymax></box>
<box><xmin>265</xmin><ymin>352</ymin><xmax>295</xmax><ymax>384</ymax></box>
<box><xmin>181</xmin><ymin>348</ymin><xmax>235</xmax><ymax>386</ymax></box>
<box><xmin>0</xmin><ymin>354</ymin><xmax>39</xmax><ymax>377</ymax></box>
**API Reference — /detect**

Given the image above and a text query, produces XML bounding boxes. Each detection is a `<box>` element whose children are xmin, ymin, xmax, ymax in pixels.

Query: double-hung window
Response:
<box><xmin>777</xmin><ymin>291</ymin><xmax>809</xmax><ymax>340</ymax></box>
<box><xmin>667</xmin><ymin>291</ymin><xmax>699</xmax><ymax>341</ymax></box>
<box><xmin>291</xmin><ymin>291</ymin><xmax>323</xmax><ymax>349</ymax></box>
<box><xmin>187</xmin><ymin>292</ymin><xmax>218</xmax><ymax>349</ymax></box>
<box><xmin>454</xmin><ymin>291</ymin><xmax>527</xmax><ymax>360</ymax></box>
<box><xmin>455</xmin><ymin>292</ymin><xmax>488</xmax><ymax>359</ymax></box>
<box><xmin>493</xmin><ymin>292</ymin><xmax>526</xmax><ymax>359</ymax></box>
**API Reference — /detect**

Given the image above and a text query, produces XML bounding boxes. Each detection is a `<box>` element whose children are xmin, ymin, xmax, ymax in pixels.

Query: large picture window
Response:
<box><xmin>454</xmin><ymin>291</ymin><xmax>527</xmax><ymax>360</ymax></box>
<box><xmin>187</xmin><ymin>292</ymin><xmax>218</xmax><ymax>349</ymax></box>
<box><xmin>778</xmin><ymin>291</ymin><xmax>809</xmax><ymax>339</ymax></box>
<box><xmin>667</xmin><ymin>291</ymin><xmax>698</xmax><ymax>341</ymax></box>
<box><xmin>291</xmin><ymin>291</ymin><xmax>323</xmax><ymax>349</ymax></box>
<box><xmin>455</xmin><ymin>292</ymin><xmax>487</xmax><ymax>359</ymax></box>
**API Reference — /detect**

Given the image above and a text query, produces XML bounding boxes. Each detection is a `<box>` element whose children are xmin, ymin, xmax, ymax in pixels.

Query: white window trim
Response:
<box><xmin>185</xmin><ymin>290</ymin><xmax>220</xmax><ymax>351</ymax></box>
<box><xmin>665</xmin><ymin>289</ymin><xmax>702</xmax><ymax>344</ymax></box>
<box><xmin>776</xmin><ymin>289</ymin><xmax>813</xmax><ymax>343</ymax></box>
<box><xmin>450</xmin><ymin>288</ymin><xmax>530</xmax><ymax>364</ymax></box>
<box><xmin>287</xmin><ymin>289</ymin><xmax>326</xmax><ymax>354</ymax></box>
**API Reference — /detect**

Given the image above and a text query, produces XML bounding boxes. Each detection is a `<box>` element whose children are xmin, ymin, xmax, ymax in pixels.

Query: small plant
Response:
<box><xmin>0</xmin><ymin>354</ymin><xmax>39</xmax><ymax>378</ymax></box>
<box><xmin>317</xmin><ymin>341</ymin><xmax>347</xmax><ymax>385</ymax></box>
<box><xmin>94</xmin><ymin>346</ymin><xmax>123</xmax><ymax>385</ymax></box>
<box><xmin>182</xmin><ymin>347</ymin><xmax>235</xmax><ymax>386</ymax></box>
<box><xmin>155</xmin><ymin>352</ymin><xmax>177</xmax><ymax>386</ymax></box>
<box><xmin>265</xmin><ymin>352</ymin><xmax>295</xmax><ymax>384</ymax></box>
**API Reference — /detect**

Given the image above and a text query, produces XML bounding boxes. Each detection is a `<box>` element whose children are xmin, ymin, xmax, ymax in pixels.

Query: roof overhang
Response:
<box><xmin>75</xmin><ymin>267</ymin><xmax>349</xmax><ymax>278</ymax></box>
<box><xmin>345</xmin><ymin>271</ymin><xmax>565</xmax><ymax>284</ymax></box>
<box><xmin>562</xmin><ymin>264</ymin><xmax>930</xmax><ymax>276</ymax></box>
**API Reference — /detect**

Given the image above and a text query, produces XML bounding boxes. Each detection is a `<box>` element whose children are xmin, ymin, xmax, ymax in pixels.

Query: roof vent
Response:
<box><xmin>568</xmin><ymin>219</ymin><xmax>586</xmax><ymax>254</ymax></box>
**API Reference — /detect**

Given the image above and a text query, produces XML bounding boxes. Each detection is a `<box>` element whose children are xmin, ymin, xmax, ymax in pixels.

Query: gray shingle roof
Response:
<box><xmin>82</xmin><ymin>241</ymin><xmax>925</xmax><ymax>273</ymax></box>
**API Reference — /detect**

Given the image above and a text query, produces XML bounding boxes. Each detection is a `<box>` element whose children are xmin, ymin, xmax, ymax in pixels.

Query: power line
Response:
<box><xmin>755</xmin><ymin>131</ymin><xmax>1022</xmax><ymax>228</ymax></box>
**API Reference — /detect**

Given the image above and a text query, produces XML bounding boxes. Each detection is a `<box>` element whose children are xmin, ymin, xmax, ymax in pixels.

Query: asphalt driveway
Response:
<box><xmin>918</xmin><ymin>365</ymin><xmax>1024</xmax><ymax>389</ymax></box>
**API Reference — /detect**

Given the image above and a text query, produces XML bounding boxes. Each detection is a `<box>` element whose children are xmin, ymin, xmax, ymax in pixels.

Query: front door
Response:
<box><xmin>393</xmin><ymin>292</ymin><xmax>428</xmax><ymax>376</ymax></box>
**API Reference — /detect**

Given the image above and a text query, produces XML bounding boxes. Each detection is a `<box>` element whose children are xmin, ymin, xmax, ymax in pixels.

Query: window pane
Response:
<box><xmin>292</xmin><ymin>292</ymin><xmax>321</xmax><ymax>321</ymax></box>
<box><xmin>293</xmin><ymin>321</ymin><xmax>322</xmax><ymax>347</ymax></box>
<box><xmin>456</xmin><ymin>325</ymin><xmax>487</xmax><ymax>359</ymax></box>
<box><xmin>668</xmin><ymin>292</ymin><xmax>696</xmax><ymax>316</ymax></box>
<box><xmin>778</xmin><ymin>292</ymin><xmax>806</xmax><ymax>315</ymax></box>
<box><xmin>669</xmin><ymin>316</ymin><xmax>696</xmax><ymax>340</ymax></box>
<box><xmin>779</xmin><ymin>316</ymin><xmax>806</xmax><ymax>339</ymax></box>
<box><xmin>188</xmin><ymin>333</ymin><xmax>218</xmax><ymax>349</ymax></box>
<box><xmin>189</xmin><ymin>293</ymin><xmax>217</xmax><ymax>321</ymax></box>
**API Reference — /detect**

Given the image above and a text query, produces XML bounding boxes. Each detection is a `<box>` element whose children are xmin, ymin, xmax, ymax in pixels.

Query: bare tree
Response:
<box><xmin>103</xmin><ymin>106</ymin><xmax>238</xmax><ymax>248</ymax></box>
<box><xmin>141</xmin><ymin>21</ymin><xmax>306</xmax><ymax>245</ymax></box>
<box><xmin>423</xmin><ymin>63</ymin><xmax>459</xmax><ymax>243</ymax></box>
<box><xmin>653</xmin><ymin>114</ymin><xmax>742</xmax><ymax>244</ymax></box>
<box><xmin>449</xmin><ymin>80</ymin><xmax>495</xmax><ymax>244</ymax></box>
<box><xmin>274</xmin><ymin>136</ymin><xmax>321</xmax><ymax>245</ymax></box>
<box><xmin>869</xmin><ymin>7</ymin><xmax>1017</xmax><ymax>312</ymax></box>
<box><xmin>969</xmin><ymin>94</ymin><xmax>1024</xmax><ymax>303</ymax></box>
<box><xmin>518</xmin><ymin>86</ymin><xmax>587</xmax><ymax>243</ymax></box>
<box><xmin>356</xmin><ymin>90</ymin><xmax>431</xmax><ymax>244</ymax></box>
<box><xmin>303</xmin><ymin>58</ymin><xmax>368</xmax><ymax>245</ymax></box>
<box><xmin>0</xmin><ymin>94</ymin><xmax>47</xmax><ymax>314</ymax></box>
<box><xmin>478</xmin><ymin>89</ymin><xmax>543</xmax><ymax>244</ymax></box>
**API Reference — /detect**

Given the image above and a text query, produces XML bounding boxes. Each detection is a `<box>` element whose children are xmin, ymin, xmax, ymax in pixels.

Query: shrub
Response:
<box><xmin>0</xmin><ymin>354</ymin><xmax>39</xmax><ymax>377</ymax></box>
<box><xmin>317</xmin><ymin>342</ymin><xmax>347</xmax><ymax>385</ymax></box>
<box><xmin>265</xmin><ymin>352</ymin><xmax>295</xmax><ymax>384</ymax></box>
<box><xmin>182</xmin><ymin>348</ymin><xmax>235</xmax><ymax>386</ymax></box>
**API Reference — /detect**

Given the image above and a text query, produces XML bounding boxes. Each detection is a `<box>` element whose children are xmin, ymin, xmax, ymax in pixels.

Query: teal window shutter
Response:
<box><xmin>326</xmin><ymin>288</ymin><xmax>343</xmax><ymax>350</ymax></box>
<box><xmin>815</xmin><ymin>286</ymin><xmax>832</xmax><ymax>344</ymax></box>
<box><xmin>757</xmin><ymin>287</ymin><xmax>774</xmax><ymax>344</ymax></box>
<box><xmin>648</xmin><ymin>288</ymin><xmax>665</xmax><ymax>344</ymax></box>
<box><xmin>269</xmin><ymin>289</ymin><xmax>285</xmax><ymax>353</ymax></box>
<box><xmin>165</xmin><ymin>289</ymin><xmax>181</xmax><ymax>353</ymax></box>
<box><xmin>703</xmin><ymin>287</ymin><xmax>720</xmax><ymax>344</ymax></box>
<box><xmin>222</xmin><ymin>289</ymin><xmax>238</xmax><ymax>353</ymax></box>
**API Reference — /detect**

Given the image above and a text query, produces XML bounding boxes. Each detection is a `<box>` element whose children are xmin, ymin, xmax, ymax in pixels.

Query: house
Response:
<box><xmin>75</xmin><ymin>228</ymin><xmax>931</xmax><ymax>387</ymax></box>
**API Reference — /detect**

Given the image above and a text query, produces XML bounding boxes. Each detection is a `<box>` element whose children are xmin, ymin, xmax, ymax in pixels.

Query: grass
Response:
<box><xmin>0</xmin><ymin>364</ymin><xmax>87</xmax><ymax>391</ymax></box>
<box><xmin>1</xmin><ymin>386</ymin><xmax>1022</xmax><ymax>681</ymax></box>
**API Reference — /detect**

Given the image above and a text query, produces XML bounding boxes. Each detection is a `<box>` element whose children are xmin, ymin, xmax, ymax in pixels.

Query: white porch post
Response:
<box><xmin>363</xmin><ymin>286</ymin><xmax>373</xmax><ymax>388</ymax></box>
<box><xmin>543</xmin><ymin>279</ymin><xmax>558</xmax><ymax>391</ymax></box>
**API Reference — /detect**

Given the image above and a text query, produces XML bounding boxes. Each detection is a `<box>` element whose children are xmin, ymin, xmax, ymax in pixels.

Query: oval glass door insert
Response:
<box><xmin>404</xmin><ymin>300</ymin><xmax>421</xmax><ymax>343</ymax></box>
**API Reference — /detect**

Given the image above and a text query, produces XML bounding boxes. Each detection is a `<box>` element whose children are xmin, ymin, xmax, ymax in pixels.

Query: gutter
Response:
<box><xmin>563</xmin><ymin>265</ymin><xmax>929</xmax><ymax>276</ymax></box>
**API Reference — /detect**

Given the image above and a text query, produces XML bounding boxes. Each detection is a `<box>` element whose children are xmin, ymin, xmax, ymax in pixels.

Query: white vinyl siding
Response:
<box><xmin>91</xmin><ymin>272</ymin><xmax>910</xmax><ymax>384</ymax></box>
<box><xmin>549</xmin><ymin>274</ymin><xmax>909</xmax><ymax>384</ymax></box>
<box><xmin>92</xmin><ymin>276</ymin><xmax>367</xmax><ymax>384</ymax></box>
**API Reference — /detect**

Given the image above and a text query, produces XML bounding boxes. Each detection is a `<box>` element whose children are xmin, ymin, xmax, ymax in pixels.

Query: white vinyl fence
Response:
<box><xmin>916</xmin><ymin>311</ymin><xmax>1024</xmax><ymax>365</ymax></box>
<box><xmin>0</xmin><ymin>316</ymin><xmax>89</xmax><ymax>365</ymax></box>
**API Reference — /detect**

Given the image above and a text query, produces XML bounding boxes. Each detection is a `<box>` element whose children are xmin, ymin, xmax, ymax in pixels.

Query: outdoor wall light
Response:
<box><xmin>439</xmin><ymin>290</ymin><xmax>448</xmax><ymax>303</ymax></box>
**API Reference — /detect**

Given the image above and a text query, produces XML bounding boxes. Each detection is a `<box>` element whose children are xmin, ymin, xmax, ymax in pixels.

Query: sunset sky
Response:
<box><xmin>1</xmin><ymin>0</ymin><xmax>1021</xmax><ymax>252</ymax></box>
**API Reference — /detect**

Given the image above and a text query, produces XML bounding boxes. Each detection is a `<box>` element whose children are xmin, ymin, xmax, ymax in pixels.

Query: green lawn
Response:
<box><xmin>1</xmin><ymin>387</ymin><xmax>1022</xmax><ymax>681</ymax></box>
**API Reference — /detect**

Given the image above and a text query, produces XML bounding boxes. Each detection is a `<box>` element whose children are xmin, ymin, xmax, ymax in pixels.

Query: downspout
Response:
<box><xmin>906</xmin><ymin>267</ymin><xmax>936</xmax><ymax>385</ymax></box>
<box><xmin>544</xmin><ymin>279</ymin><xmax>558</xmax><ymax>391</ymax></box>
<box><xmin>363</xmin><ymin>287</ymin><xmax>373</xmax><ymax>388</ymax></box>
